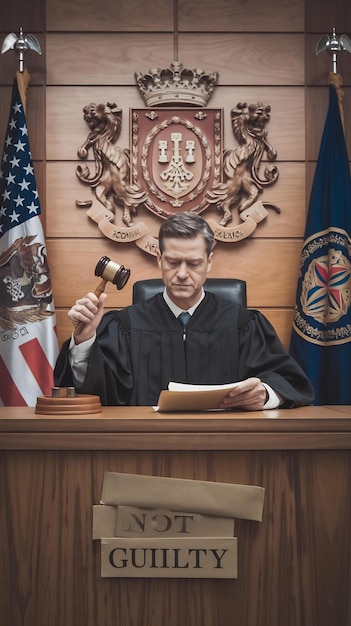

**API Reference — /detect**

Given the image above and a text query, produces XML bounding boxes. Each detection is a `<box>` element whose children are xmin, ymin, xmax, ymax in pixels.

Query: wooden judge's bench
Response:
<box><xmin>0</xmin><ymin>405</ymin><xmax>351</xmax><ymax>626</ymax></box>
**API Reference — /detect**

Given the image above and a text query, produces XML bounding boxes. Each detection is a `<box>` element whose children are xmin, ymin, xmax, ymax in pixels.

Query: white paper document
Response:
<box><xmin>154</xmin><ymin>381</ymin><xmax>239</xmax><ymax>412</ymax></box>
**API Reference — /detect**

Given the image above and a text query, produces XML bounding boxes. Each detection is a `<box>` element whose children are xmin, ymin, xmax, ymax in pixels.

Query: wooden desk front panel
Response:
<box><xmin>1</xmin><ymin>446</ymin><xmax>350</xmax><ymax>626</ymax></box>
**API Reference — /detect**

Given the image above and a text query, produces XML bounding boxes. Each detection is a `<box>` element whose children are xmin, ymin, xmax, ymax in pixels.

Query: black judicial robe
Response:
<box><xmin>54</xmin><ymin>292</ymin><xmax>315</xmax><ymax>407</ymax></box>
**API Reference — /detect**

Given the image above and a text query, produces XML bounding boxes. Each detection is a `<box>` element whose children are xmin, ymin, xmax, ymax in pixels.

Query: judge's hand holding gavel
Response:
<box><xmin>69</xmin><ymin>256</ymin><xmax>130</xmax><ymax>344</ymax></box>
<box><xmin>69</xmin><ymin>290</ymin><xmax>108</xmax><ymax>344</ymax></box>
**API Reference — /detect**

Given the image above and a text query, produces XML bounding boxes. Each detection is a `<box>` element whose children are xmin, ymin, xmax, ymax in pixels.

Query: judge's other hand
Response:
<box><xmin>219</xmin><ymin>377</ymin><xmax>268</xmax><ymax>411</ymax></box>
<box><xmin>68</xmin><ymin>291</ymin><xmax>107</xmax><ymax>344</ymax></box>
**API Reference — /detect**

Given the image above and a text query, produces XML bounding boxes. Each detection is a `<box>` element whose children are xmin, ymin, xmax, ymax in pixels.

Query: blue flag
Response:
<box><xmin>289</xmin><ymin>81</ymin><xmax>351</xmax><ymax>405</ymax></box>
<box><xmin>0</xmin><ymin>76</ymin><xmax>59</xmax><ymax>406</ymax></box>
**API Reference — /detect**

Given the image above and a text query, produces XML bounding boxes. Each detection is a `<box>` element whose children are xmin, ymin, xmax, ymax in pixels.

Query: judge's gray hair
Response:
<box><xmin>158</xmin><ymin>212</ymin><xmax>214</xmax><ymax>257</ymax></box>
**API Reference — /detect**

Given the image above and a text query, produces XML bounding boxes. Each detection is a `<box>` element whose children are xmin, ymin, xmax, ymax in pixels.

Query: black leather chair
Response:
<box><xmin>132</xmin><ymin>278</ymin><xmax>247</xmax><ymax>306</ymax></box>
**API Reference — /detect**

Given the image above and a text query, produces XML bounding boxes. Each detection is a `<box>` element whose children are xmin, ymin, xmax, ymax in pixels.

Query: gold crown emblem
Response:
<box><xmin>135</xmin><ymin>61</ymin><xmax>218</xmax><ymax>108</ymax></box>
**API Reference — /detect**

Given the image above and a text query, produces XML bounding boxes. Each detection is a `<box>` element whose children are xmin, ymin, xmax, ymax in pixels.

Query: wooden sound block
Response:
<box><xmin>35</xmin><ymin>394</ymin><xmax>102</xmax><ymax>415</ymax></box>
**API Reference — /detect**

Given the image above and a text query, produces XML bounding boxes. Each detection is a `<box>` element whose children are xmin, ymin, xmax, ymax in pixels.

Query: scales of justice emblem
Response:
<box><xmin>75</xmin><ymin>61</ymin><xmax>280</xmax><ymax>257</ymax></box>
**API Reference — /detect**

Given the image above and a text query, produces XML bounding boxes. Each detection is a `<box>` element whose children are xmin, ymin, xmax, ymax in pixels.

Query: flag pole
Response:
<box><xmin>329</xmin><ymin>71</ymin><xmax>345</xmax><ymax>133</ymax></box>
<box><xmin>16</xmin><ymin>67</ymin><xmax>30</xmax><ymax>113</ymax></box>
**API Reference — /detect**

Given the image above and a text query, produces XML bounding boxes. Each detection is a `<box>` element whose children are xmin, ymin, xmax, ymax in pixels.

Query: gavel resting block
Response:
<box><xmin>35</xmin><ymin>387</ymin><xmax>102</xmax><ymax>415</ymax></box>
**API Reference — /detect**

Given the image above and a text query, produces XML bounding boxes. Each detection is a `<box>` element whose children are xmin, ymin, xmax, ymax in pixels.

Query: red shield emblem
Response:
<box><xmin>131</xmin><ymin>108</ymin><xmax>223</xmax><ymax>218</ymax></box>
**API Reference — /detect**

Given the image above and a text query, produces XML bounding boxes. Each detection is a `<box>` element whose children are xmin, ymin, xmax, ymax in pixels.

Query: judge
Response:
<box><xmin>54</xmin><ymin>212</ymin><xmax>314</xmax><ymax>409</ymax></box>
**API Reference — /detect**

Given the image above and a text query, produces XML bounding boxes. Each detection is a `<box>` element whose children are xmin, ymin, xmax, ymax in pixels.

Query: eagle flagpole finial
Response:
<box><xmin>316</xmin><ymin>28</ymin><xmax>351</xmax><ymax>74</ymax></box>
<box><xmin>1</xmin><ymin>27</ymin><xmax>41</xmax><ymax>73</ymax></box>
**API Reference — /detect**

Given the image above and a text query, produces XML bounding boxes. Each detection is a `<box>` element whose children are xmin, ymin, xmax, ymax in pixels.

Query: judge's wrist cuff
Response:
<box><xmin>262</xmin><ymin>383</ymin><xmax>282</xmax><ymax>410</ymax></box>
<box><xmin>69</xmin><ymin>333</ymin><xmax>96</xmax><ymax>358</ymax></box>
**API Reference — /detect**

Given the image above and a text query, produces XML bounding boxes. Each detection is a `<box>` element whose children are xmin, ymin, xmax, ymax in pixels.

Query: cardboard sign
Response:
<box><xmin>93</xmin><ymin>504</ymin><xmax>235</xmax><ymax>539</ymax></box>
<box><xmin>101</xmin><ymin>537</ymin><xmax>237</xmax><ymax>579</ymax></box>
<box><xmin>94</xmin><ymin>472</ymin><xmax>264</xmax><ymax>579</ymax></box>
<box><xmin>101</xmin><ymin>471</ymin><xmax>265</xmax><ymax>521</ymax></box>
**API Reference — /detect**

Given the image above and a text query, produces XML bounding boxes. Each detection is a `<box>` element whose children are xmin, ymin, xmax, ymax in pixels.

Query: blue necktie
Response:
<box><xmin>178</xmin><ymin>311</ymin><xmax>191</xmax><ymax>327</ymax></box>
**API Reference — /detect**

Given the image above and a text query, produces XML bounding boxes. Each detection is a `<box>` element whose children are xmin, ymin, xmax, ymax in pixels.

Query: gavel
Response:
<box><xmin>75</xmin><ymin>256</ymin><xmax>130</xmax><ymax>335</ymax></box>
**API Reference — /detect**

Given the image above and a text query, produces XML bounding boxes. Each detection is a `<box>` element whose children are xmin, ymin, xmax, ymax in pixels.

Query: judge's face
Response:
<box><xmin>157</xmin><ymin>235</ymin><xmax>213</xmax><ymax>309</ymax></box>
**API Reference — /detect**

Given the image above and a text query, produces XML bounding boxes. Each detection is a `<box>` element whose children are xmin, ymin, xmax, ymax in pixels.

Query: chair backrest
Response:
<box><xmin>132</xmin><ymin>278</ymin><xmax>247</xmax><ymax>306</ymax></box>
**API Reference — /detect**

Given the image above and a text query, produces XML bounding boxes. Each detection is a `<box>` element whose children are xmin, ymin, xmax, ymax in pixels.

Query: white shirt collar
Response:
<box><xmin>163</xmin><ymin>287</ymin><xmax>205</xmax><ymax>318</ymax></box>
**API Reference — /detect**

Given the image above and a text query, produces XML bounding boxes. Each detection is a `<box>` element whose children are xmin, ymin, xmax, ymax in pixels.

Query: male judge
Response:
<box><xmin>54</xmin><ymin>212</ymin><xmax>314</xmax><ymax>409</ymax></box>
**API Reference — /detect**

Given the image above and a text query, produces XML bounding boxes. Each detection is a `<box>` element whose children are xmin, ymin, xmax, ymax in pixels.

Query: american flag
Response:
<box><xmin>0</xmin><ymin>75</ymin><xmax>59</xmax><ymax>406</ymax></box>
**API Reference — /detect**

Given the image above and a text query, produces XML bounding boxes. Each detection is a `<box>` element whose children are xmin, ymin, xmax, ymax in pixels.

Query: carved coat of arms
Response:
<box><xmin>75</xmin><ymin>62</ymin><xmax>280</xmax><ymax>256</ymax></box>
<box><xmin>0</xmin><ymin>236</ymin><xmax>55</xmax><ymax>331</ymax></box>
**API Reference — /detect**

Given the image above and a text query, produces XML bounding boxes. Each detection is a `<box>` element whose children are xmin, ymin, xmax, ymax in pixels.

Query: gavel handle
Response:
<box><xmin>94</xmin><ymin>278</ymin><xmax>107</xmax><ymax>297</ymax></box>
<box><xmin>74</xmin><ymin>278</ymin><xmax>107</xmax><ymax>336</ymax></box>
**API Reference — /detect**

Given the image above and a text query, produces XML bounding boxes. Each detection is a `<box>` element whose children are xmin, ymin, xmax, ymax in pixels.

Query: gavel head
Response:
<box><xmin>95</xmin><ymin>256</ymin><xmax>130</xmax><ymax>290</ymax></box>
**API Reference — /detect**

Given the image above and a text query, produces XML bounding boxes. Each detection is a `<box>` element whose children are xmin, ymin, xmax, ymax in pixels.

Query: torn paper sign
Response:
<box><xmin>93</xmin><ymin>504</ymin><xmax>235</xmax><ymax>539</ymax></box>
<box><xmin>101</xmin><ymin>472</ymin><xmax>265</xmax><ymax>522</ymax></box>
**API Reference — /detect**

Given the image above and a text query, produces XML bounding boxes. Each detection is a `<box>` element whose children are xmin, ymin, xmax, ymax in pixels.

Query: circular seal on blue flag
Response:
<box><xmin>292</xmin><ymin>227</ymin><xmax>351</xmax><ymax>346</ymax></box>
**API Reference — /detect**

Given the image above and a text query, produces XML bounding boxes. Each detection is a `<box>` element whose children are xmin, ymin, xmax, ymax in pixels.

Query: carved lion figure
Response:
<box><xmin>206</xmin><ymin>102</ymin><xmax>279</xmax><ymax>226</ymax></box>
<box><xmin>76</xmin><ymin>102</ymin><xmax>146</xmax><ymax>226</ymax></box>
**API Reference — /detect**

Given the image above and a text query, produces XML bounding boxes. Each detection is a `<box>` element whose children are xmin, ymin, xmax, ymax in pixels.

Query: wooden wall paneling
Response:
<box><xmin>47</xmin><ymin>238</ymin><xmax>303</xmax><ymax>309</ymax></box>
<box><xmin>208</xmin><ymin>239</ymin><xmax>303</xmax><ymax>307</ymax></box>
<box><xmin>45</xmin><ymin>0</ymin><xmax>304</xmax><ymax>33</ymax></box>
<box><xmin>1</xmin><ymin>0</ymin><xmax>45</xmax><ymax>32</ymax></box>
<box><xmin>46</xmin><ymin>34</ymin><xmax>174</xmax><ymax>85</ymax></box>
<box><xmin>305</xmin><ymin>0</ymin><xmax>351</xmax><ymax>34</ymax></box>
<box><xmin>178</xmin><ymin>34</ymin><xmax>305</xmax><ymax>86</ymax></box>
<box><xmin>178</xmin><ymin>0</ymin><xmax>304</xmax><ymax>32</ymax></box>
<box><xmin>46</xmin><ymin>0</ymin><xmax>174</xmax><ymax>31</ymax></box>
<box><xmin>45</xmin><ymin>33</ymin><xmax>305</xmax><ymax>87</ymax></box>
